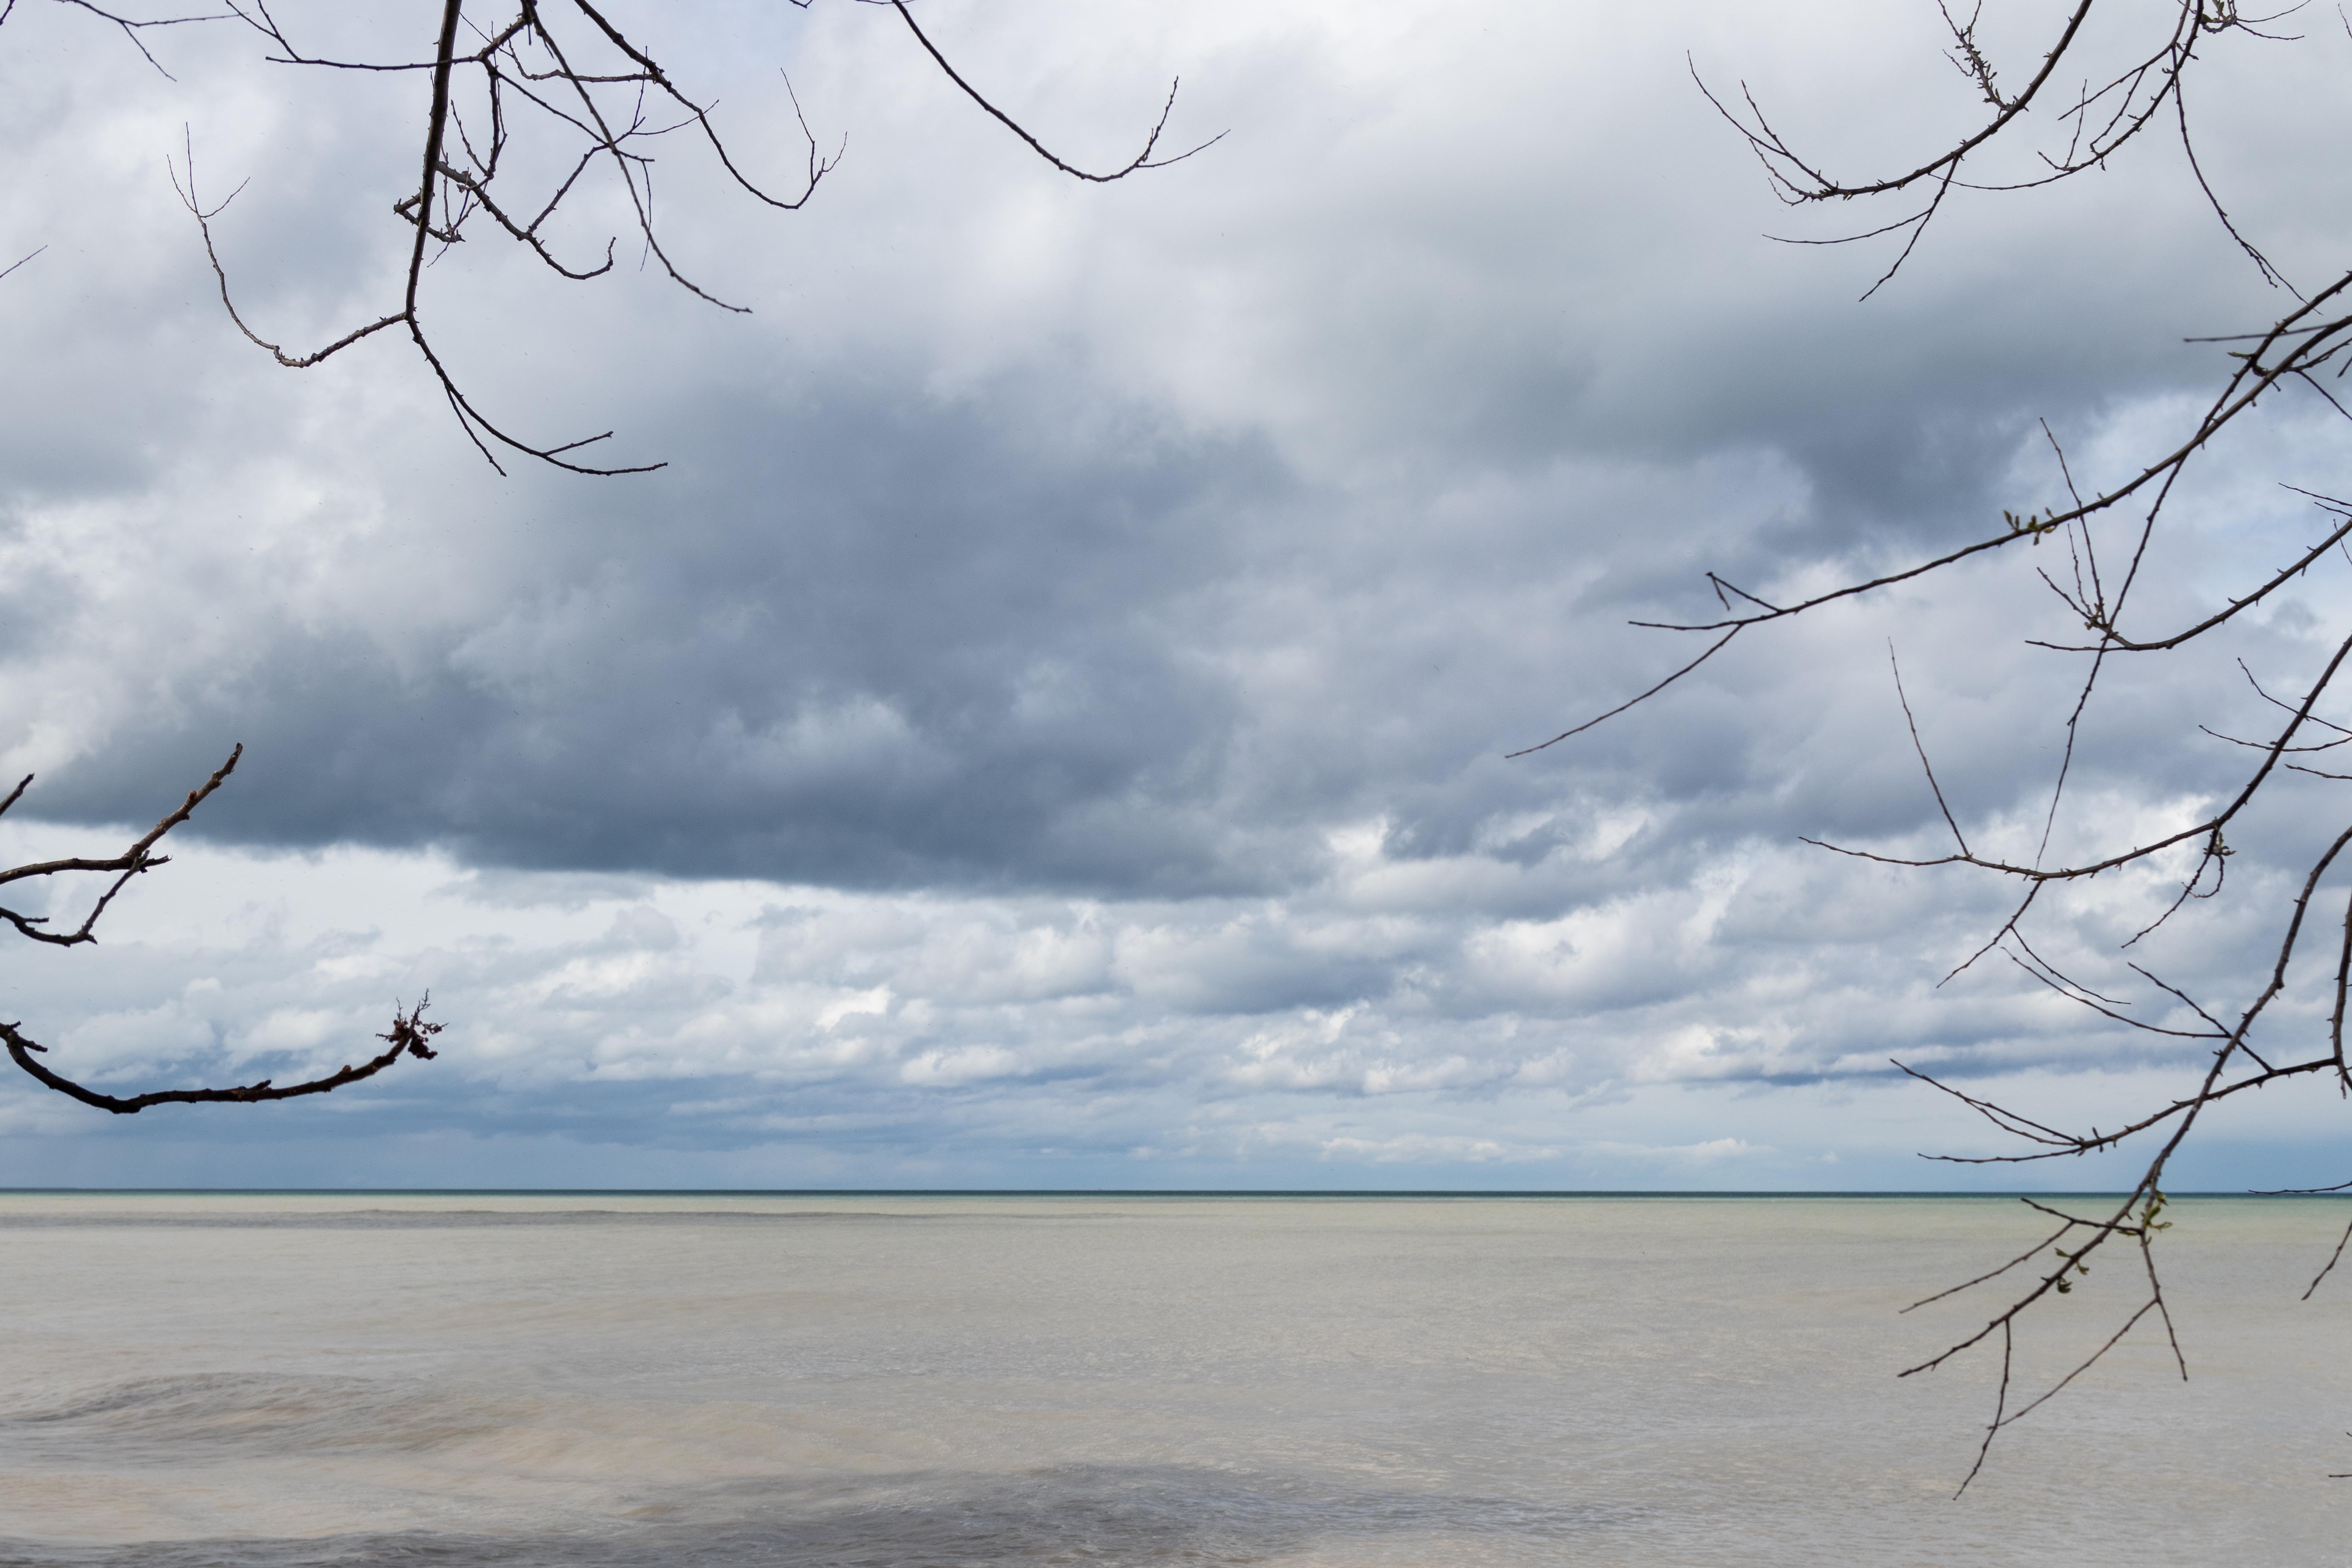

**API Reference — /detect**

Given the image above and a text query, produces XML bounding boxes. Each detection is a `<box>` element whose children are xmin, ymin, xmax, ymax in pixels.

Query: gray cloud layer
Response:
<box><xmin>4</xmin><ymin>0</ymin><xmax>2351</xmax><ymax>1184</ymax></box>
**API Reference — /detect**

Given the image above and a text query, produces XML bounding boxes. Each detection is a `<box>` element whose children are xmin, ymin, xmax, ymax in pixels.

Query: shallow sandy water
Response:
<box><xmin>0</xmin><ymin>1192</ymin><xmax>2343</xmax><ymax>1564</ymax></box>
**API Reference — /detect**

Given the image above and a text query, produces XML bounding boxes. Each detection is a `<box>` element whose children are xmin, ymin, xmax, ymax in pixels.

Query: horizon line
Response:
<box><xmin>0</xmin><ymin>1187</ymin><xmax>2338</xmax><ymax>1199</ymax></box>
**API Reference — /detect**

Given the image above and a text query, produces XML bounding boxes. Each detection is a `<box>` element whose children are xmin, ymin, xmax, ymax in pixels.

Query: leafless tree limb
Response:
<box><xmin>3</xmin><ymin>998</ymin><xmax>440</xmax><ymax>1114</ymax></box>
<box><xmin>886</xmin><ymin>0</ymin><xmax>1225</xmax><ymax>182</ymax></box>
<box><xmin>0</xmin><ymin>745</ymin><xmax>241</xmax><ymax>946</ymax></box>
<box><xmin>1541</xmin><ymin>0</ymin><xmax>2352</xmax><ymax>1487</ymax></box>
<box><xmin>36</xmin><ymin>0</ymin><xmax>1216</xmax><ymax>474</ymax></box>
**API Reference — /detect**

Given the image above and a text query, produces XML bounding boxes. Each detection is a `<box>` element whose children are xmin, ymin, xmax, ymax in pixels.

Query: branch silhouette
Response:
<box><xmin>1538</xmin><ymin>0</ymin><xmax>2352</xmax><ymax>1488</ymax></box>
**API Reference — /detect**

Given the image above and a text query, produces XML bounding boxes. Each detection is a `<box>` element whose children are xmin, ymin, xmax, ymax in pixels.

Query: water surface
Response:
<box><xmin>0</xmin><ymin>1192</ymin><xmax>2343</xmax><ymax>1564</ymax></box>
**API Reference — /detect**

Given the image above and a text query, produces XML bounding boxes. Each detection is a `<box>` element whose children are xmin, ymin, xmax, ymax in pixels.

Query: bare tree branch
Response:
<box><xmin>65</xmin><ymin>1</ymin><xmax>1211</xmax><ymax>473</ymax></box>
<box><xmin>886</xmin><ymin>0</ymin><xmax>1223</xmax><ymax>182</ymax></box>
<box><xmin>1546</xmin><ymin>0</ymin><xmax>2352</xmax><ymax>1486</ymax></box>
<box><xmin>4</xmin><ymin>998</ymin><xmax>439</xmax><ymax>1113</ymax></box>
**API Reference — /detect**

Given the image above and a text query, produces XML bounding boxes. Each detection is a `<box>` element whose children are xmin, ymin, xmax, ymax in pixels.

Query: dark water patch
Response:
<box><xmin>0</xmin><ymin>1375</ymin><xmax>528</xmax><ymax>1465</ymax></box>
<box><xmin>0</xmin><ymin>1464</ymin><xmax>1638</xmax><ymax>1567</ymax></box>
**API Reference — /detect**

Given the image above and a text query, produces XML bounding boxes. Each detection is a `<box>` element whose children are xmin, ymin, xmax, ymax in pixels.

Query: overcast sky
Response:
<box><xmin>3</xmin><ymin>0</ymin><xmax>2350</xmax><ymax>1189</ymax></box>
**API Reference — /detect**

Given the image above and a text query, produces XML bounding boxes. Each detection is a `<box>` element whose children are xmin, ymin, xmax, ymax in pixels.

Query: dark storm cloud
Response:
<box><xmin>35</xmin><ymin>374</ymin><xmax>1297</xmax><ymax>892</ymax></box>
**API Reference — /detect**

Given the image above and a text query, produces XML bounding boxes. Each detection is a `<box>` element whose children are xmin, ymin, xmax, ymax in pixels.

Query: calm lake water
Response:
<box><xmin>0</xmin><ymin>1192</ymin><xmax>2344</xmax><ymax>1566</ymax></box>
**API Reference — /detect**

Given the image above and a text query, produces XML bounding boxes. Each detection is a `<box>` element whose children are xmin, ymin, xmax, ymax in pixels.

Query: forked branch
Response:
<box><xmin>107</xmin><ymin>0</ymin><xmax>1219</xmax><ymax>473</ymax></box>
<box><xmin>0</xmin><ymin>745</ymin><xmax>242</xmax><ymax>946</ymax></box>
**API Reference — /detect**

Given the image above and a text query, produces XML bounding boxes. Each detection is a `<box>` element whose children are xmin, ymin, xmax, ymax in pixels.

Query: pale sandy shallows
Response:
<box><xmin>0</xmin><ymin>1192</ymin><xmax>2345</xmax><ymax>1566</ymax></box>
